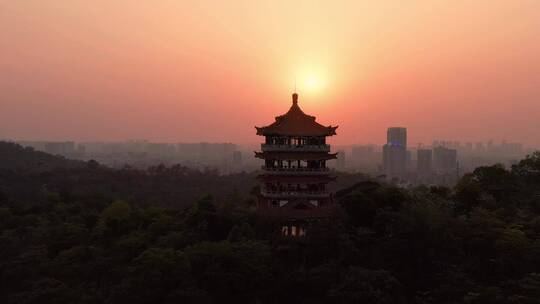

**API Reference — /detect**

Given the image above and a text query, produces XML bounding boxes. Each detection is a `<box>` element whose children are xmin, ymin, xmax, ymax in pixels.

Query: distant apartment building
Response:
<box><xmin>417</xmin><ymin>149</ymin><xmax>433</xmax><ymax>176</ymax></box>
<box><xmin>475</xmin><ymin>142</ymin><xmax>485</xmax><ymax>153</ymax></box>
<box><xmin>500</xmin><ymin>141</ymin><xmax>523</xmax><ymax>157</ymax></box>
<box><xmin>177</xmin><ymin>142</ymin><xmax>237</xmax><ymax>162</ymax></box>
<box><xmin>352</xmin><ymin>145</ymin><xmax>374</xmax><ymax>160</ymax></box>
<box><xmin>464</xmin><ymin>142</ymin><xmax>473</xmax><ymax>154</ymax></box>
<box><xmin>351</xmin><ymin>145</ymin><xmax>378</xmax><ymax>172</ymax></box>
<box><xmin>383</xmin><ymin>144</ymin><xmax>406</xmax><ymax>178</ymax></box>
<box><xmin>406</xmin><ymin>150</ymin><xmax>413</xmax><ymax>171</ymax></box>
<box><xmin>146</xmin><ymin>143</ymin><xmax>176</xmax><ymax>158</ymax></box>
<box><xmin>433</xmin><ymin>146</ymin><xmax>457</xmax><ymax>174</ymax></box>
<box><xmin>232</xmin><ymin>150</ymin><xmax>242</xmax><ymax>166</ymax></box>
<box><xmin>44</xmin><ymin>141</ymin><xmax>75</xmax><ymax>156</ymax></box>
<box><xmin>387</xmin><ymin>127</ymin><xmax>407</xmax><ymax>148</ymax></box>
<box><xmin>383</xmin><ymin>127</ymin><xmax>407</xmax><ymax>178</ymax></box>
<box><xmin>337</xmin><ymin>149</ymin><xmax>346</xmax><ymax>170</ymax></box>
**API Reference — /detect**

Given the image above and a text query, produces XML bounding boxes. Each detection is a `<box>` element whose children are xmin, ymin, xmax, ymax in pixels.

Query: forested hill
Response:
<box><xmin>0</xmin><ymin>141</ymin><xmax>367</xmax><ymax>210</ymax></box>
<box><xmin>0</xmin><ymin>142</ymin><xmax>258</xmax><ymax>210</ymax></box>
<box><xmin>3</xmin><ymin>140</ymin><xmax>540</xmax><ymax>303</ymax></box>
<box><xmin>0</xmin><ymin>141</ymin><xmax>86</xmax><ymax>171</ymax></box>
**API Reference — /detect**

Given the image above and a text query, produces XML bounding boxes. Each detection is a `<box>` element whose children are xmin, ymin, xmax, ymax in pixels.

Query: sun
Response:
<box><xmin>287</xmin><ymin>64</ymin><xmax>330</xmax><ymax>99</ymax></box>
<box><xmin>299</xmin><ymin>72</ymin><xmax>327</xmax><ymax>95</ymax></box>
<box><xmin>305</xmin><ymin>74</ymin><xmax>319</xmax><ymax>91</ymax></box>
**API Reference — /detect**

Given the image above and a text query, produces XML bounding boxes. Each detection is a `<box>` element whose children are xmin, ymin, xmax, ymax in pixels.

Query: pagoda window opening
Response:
<box><xmin>306</xmin><ymin>161</ymin><xmax>316</xmax><ymax>169</ymax></box>
<box><xmin>291</xmin><ymin>226</ymin><xmax>298</xmax><ymax>236</ymax></box>
<box><xmin>280</xmin><ymin>224</ymin><xmax>306</xmax><ymax>237</ymax></box>
<box><xmin>271</xmin><ymin>136</ymin><xmax>286</xmax><ymax>145</ymax></box>
<box><xmin>286</xmin><ymin>225</ymin><xmax>306</xmax><ymax>237</ymax></box>
<box><xmin>271</xmin><ymin>160</ymin><xmax>310</xmax><ymax>169</ymax></box>
<box><xmin>266</xmin><ymin>183</ymin><xmax>277</xmax><ymax>192</ymax></box>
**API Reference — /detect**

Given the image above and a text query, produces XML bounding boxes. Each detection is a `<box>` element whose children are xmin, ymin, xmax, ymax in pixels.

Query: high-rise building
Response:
<box><xmin>383</xmin><ymin>144</ymin><xmax>406</xmax><ymax>178</ymax></box>
<box><xmin>232</xmin><ymin>150</ymin><xmax>242</xmax><ymax>166</ymax></box>
<box><xmin>475</xmin><ymin>142</ymin><xmax>485</xmax><ymax>153</ymax></box>
<box><xmin>433</xmin><ymin>146</ymin><xmax>457</xmax><ymax>174</ymax></box>
<box><xmin>351</xmin><ymin>145</ymin><xmax>376</xmax><ymax>171</ymax></box>
<box><xmin>417</xmin><ymin>149</ymin><xmax>433</xmax><ymax>176</ymax></box>
<box><xmin>383</xmin><ymin>127</ymin><xmax>407</xmax><ymax>178</ymax></box>
<box><xmin>255</xmin><ymin>93</ymin><xmax>339</xmax><ymax>236</ymax></box>
<box><xmin>337</xmin><ymin>150</ymin><xmax>346</xmax><ymax>170</ymax></box>
<box><xmin>464</xmin><ymin>142</ymin><xmax>473</xmax><ymax>154</ymax></box>
<box><xmin>387</xmin><ymin>127</ymin><xmax>407</xmax><ymax>148</ymax></box>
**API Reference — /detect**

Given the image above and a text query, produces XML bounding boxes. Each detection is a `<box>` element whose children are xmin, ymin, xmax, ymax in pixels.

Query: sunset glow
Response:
<box><xmin>302</xmin><ymin>72</ymin><xmax>327</xmax><ymax>95</ymax></box>
<box><xmin>1</xmin><ymin>1</ymin><xmax>540</xmax><ymax>146</ymax></box>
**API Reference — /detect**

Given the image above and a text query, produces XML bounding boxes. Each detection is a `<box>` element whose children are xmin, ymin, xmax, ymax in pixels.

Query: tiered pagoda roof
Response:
<box><xmin>258</xmin><ymin>202</ymin><xmax>340</xmax><ymax>219</ymax></box>
<box><xmin>255</xmin><ymin>93</ymin><xmax>338</xmax><ymax>137</ymax></box>
<box><xmin>254</xmin><ymin>151</ymin><xmax>337</xmax><ymax>161</ymax></box>
<box><xmin>257</xmin><ymin>175</ymin><xmax>336</xmax><ymax>183</ymax></box>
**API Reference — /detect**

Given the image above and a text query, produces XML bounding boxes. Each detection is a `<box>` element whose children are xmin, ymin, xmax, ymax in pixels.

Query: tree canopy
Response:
<box><xmin>1</xmin><ymin>142</ymin><xmax>540</xmax><ymax>303</ymax></box>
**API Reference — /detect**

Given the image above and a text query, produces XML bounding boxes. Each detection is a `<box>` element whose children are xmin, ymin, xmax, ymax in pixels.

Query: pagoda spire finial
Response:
<box><xmin>292</xmin><ymin>75</ymin><xmax>298</xmax><ymax>105</ymax></box>
<box><xmin>292</xmin><ymin>92</ymin><xmax>298</xmax><ymax>105</ymax></box>
<box><xmin>292</xmin><ymin>77</ymin><xmax>298</xmax><ymax>105</ymax></box>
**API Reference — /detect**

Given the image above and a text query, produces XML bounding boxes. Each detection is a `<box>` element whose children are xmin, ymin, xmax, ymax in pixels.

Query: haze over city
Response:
<box><xmin>1</xmin><ymin>1</ymin><xmax>540</xmax><ymax>146</ymax></box>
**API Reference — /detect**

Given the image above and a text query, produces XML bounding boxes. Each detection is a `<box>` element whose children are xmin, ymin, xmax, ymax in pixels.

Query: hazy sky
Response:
<box><xmin>1</xmin><ymin>1</ymin><xmax>539</xmax><ymax>146</ymax></box>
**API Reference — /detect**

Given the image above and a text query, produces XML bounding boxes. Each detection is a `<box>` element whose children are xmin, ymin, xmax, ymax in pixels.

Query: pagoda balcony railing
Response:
<box><xmin>260</xmin><ymin>190</ymin><xmax>331</xmax><ymax>198</ymax></box>
<box><xmin>261</xmin><ymin>166</ymin><xmax>329</xmax><ymax>175</ymax></box>
<box><xmin>261</xmin><ymin>144</ymin><xmax>330</xmax><ymax>152</ymax></box>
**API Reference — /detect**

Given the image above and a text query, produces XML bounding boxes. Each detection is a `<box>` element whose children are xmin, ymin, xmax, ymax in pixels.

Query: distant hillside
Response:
<box><xmin>0</xmin><ymin>141</ymin><xmax>86</xmax><ymax>171</ymax></box>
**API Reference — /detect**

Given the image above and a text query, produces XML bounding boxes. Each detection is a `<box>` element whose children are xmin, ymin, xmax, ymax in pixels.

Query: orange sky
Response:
<box><xmin>1</xmin><ymin>1</ymin><xmax>539</xmax><ymax>146</ymax></box>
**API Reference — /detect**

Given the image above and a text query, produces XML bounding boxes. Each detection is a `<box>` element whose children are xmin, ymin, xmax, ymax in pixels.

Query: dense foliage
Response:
<box><xmin>1</xmin><ymin>141</ymin><xmax>540</xmax><ymax>303</ymax></box>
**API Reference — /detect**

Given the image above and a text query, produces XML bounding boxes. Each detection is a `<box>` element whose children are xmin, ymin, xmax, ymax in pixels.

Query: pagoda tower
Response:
<box><xmin>255</xmin><ymin>92</ymin><xmax>339</xmax><ymax>236</ymax></box>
